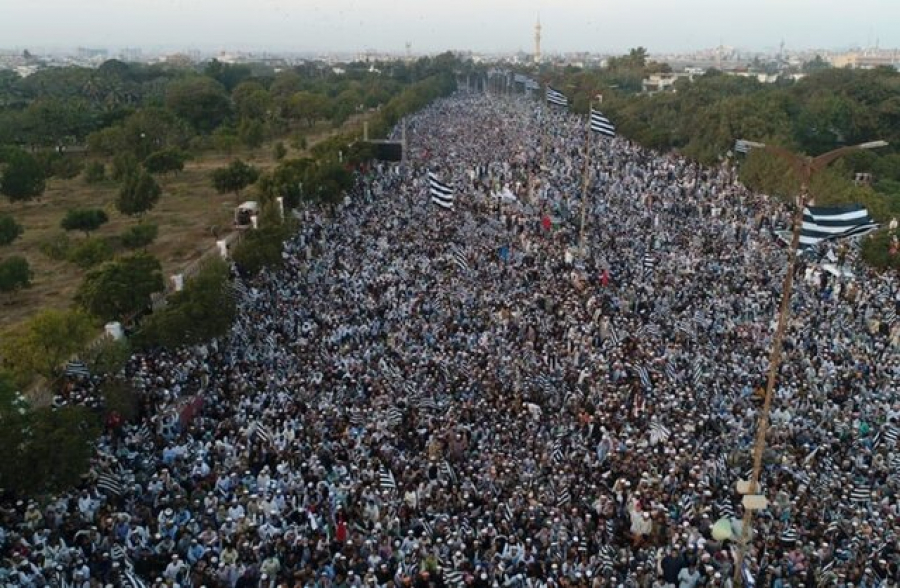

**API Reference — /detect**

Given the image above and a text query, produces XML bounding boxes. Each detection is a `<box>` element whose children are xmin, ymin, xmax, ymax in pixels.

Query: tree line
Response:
<box><xmin>535</xmin><ymin>53</ymin><xmax>900</xmax><ymax>269</ymax></box>
<box><xmin>0</xmin><ymin>55</ymin><xmax>461</xmax><ymax>496</ymax></box>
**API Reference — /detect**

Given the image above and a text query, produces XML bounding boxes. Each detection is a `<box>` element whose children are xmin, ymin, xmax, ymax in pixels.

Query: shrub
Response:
<box><xmin>38</xmin><ymin>232</ymin><xmax>72</xmax><ymax>261</ymax></box>
<box><xmin>861</xmin><ymin>229</ymin><xmax>900</xmax><ymax>271</ymax></box>
<box><xmin>60</xmin><ymin>208</ymin><xmax>109</xmax><ymax>236</ymax></box>
<box><xmin>111</xmin><ymin>152</ymin><xmax>139</xmax><ymax>181</ymax></box>
<box><xmin>274</xmin><ymin>141</ymin><xmax>287</xmax><ymax>160</ymax></box>
<box><xmin>83</xmin><ymin>161</ymin><xmax>106</xmax><ymax>183</ymax></box>
<box><xmin>0</xmin><ymin>214</ymin><xmax>24</xmax><ymax>246</ymax></box>
<box><xmin>231</xmin><ymin>222</ymin><xmax>294</xmax><ymax>277</ymax></box>
<box><xmin>134</xmin><ymin>259</ymin><xmax>236</xmax><ymax>349</ymax></box>
<box><xmin>120</xmin><ymin>222</ymin><xmax>159</xmax><ymax>249</ymax></box>
<box><xmin>67</xmin><ymin>237</ymin><xmax>113</xmax><ymax>269</ymax></box>
<box><xmin>0</xmin><ymin>256</ymin><xmax>32</xmax><ymax>294</ymax></box>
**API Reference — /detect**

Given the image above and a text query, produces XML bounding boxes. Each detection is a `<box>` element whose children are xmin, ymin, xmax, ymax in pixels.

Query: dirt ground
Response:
<box><xmin>0</xmin><ymin>117</ymin><xmax>367</xmax><ymax>332</ymax></box>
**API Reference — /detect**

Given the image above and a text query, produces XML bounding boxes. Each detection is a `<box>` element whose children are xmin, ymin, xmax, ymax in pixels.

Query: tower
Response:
<box><xmin>534</xmin><ymin>17</ymin><xmax>542</xmax><ymax>64</ymax></box>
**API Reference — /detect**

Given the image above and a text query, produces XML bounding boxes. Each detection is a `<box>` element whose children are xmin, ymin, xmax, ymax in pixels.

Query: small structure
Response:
<box><xmin>234</xmin><ymin>201</ymin><xmax>259</xmax><ymax>228</ymax></box>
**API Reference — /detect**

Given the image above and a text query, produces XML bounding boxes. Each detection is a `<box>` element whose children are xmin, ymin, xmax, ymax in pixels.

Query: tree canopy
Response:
<box><xmin>116</xmin><ymin>170</ymin><xmax>161</xmax><ymax>216</ymax></box>
<box><xmin>76</xmin><ymin>252</ymin><xmax>164</xmax><ymax>321</ymax></box>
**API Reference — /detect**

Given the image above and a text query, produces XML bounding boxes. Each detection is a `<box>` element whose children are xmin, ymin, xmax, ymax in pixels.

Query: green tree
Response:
<box><xmin>135</xmin><ymin>258</ymin><xmax>236</xmax><ymax>349</ymax></box>
<box><xmin>211</xmin><ymin>159</ymin><xmax>260</xmax><ymax>199</ymax></box>
<box><xmin>258</xmin><ymin>157</ymin><xmax>314</xmax><ymax>209</ymax></box>
<box><xmin>231</xmin><ymin>222</ymin><xmax>293</xmax><ymax>276</ymax></box>
<box><xmin>305</xmin><ymin>160</ymin><xmax>354</xmax><ymax>205</ymax></box>
<box><xmin>76</xmin><ymin>252</ymin><xmax>164</xmax><ymax>321</ymax></box>
<box><xmin>0</xmin><ymin>214</ymin><xmax>24</xmax><ymax>246</ymax></box>
<box><xmin>111</xmin><ymin>151</ymin><xmax>139</xmax><ymax>181</ymax></box>
<box><xmin>0</xmin><ymin>256</ymin><xmax>32</xmax><ymax>295</ymax></box>
<box><xmin>0</xmin><ymin>379</ymin><xmax>102</xmax><ymax>496</ymax></box>
<box><xmin>67</xmin><ymin>237</ymin><xmax>113</xmax><ymax>269</ymax></box>
<box><xmin>232</xmin><ymin>81</ymin><xmax>272</xmax><ymax>119</ymax></box>
<box><xmin>273</xmin><ymin>141</ymin><xmax>287</xmax><ymax>161</ymax></box>
<box><xmin>286</xmin><ymin>91</ymin><xmax>331</xmax><ymax>127</ymax></box>
<box><xmin>0</xmin><ymin>308</ymin><xmax>95</xmax><ymax>380</ymax></box>
<box><xmin>120</xmin><ymin>222</ymin><xmax>158</xmax><ymax>249</ymax></box>
<box><xmin>165</xmin><ymin>76</ymin><xmax>232</xmax><ymax>133</ymax></box>
<box><xmin>83</xmin><ymin>161</ymin><xmax>106</xmax><ymax>183</ymax></box>
<box><xmin>238</xmin><ymin>117</ymin><xmax>266</xmax><ymax>148</ymax></box>
<box><xmin>143</xmin><ymin>147</ymin><xmax>187</xmax><ymax>175</ymax></box>
<box><xmin>0</xmin><ymin>147</ymin><xmax>46</xmax><ymax>201</ymax></box>
<box><xmin>116</xmin><ymin>170</ymin><xmax>161</xmax><ymax>217</ymax></box>
<box><xmin>61</xmin><ymin>208</ymin><xmax>109</xmax><ymax>236</ymax></box>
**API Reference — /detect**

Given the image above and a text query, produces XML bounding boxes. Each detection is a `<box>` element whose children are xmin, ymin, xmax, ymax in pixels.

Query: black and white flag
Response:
<box><xmin>546</xmin><ymin>86</ymin><xmax>569</xmax><ymax>107</ymax></box>
<box><xmin>97</xmin><ymin>471</ymin><xmax>124</xmax><ymax>497</ymax></box>
<box><xmin>428</xmin><ymin>172</ymin><xmax>455</xmax><ymax>209</ymax></box>
<box><xmin>780</xmin><ymin>205</ymin><xmax>878</xmax><ymax>249</ymax></box>
<box><xmin>65</xmin><ymin>360</ymin><xmax>90</xmax><ymax>378</ymax></box>
<box><xmin>379</xmin><ymin>464</ymin><xmax>397</xmax><ymax>491</ymax></box>
<box><xmin>590</xmin><ymin>109</ymin><xmax>616</xmax><ymax>137</ymax></box>
<box><xmin>642</xmin><ymin>253</ymin><xmax>655</xmax><ymax>279</ymax></box>
<box><xmin>450</xmin><ymin>244</ymin><xmax>470</xmax><ymax>272</ymax></box>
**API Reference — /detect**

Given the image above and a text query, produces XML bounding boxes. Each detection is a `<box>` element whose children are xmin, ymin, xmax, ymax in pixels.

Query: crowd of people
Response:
<box><xmin>1</xmin><ymin>92</ymin><xmax>899</xmax><ymax>588</ymax></box>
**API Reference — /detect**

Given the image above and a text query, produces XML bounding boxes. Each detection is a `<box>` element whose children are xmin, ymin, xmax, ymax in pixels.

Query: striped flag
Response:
<box><xmin>649</xmin><ymin>422</ymin><xmax>670</xmax><ymax>445</ymax></box>
<box><xmin>665</xmin><ymin>361</ymin><xmax>677</xmax><ymax>382</ymax></box>
<box><xmin>386</xmin><ymin>407</ymin><xmax>404</xmax><ymax>427</ymax></box>
<box><xmin>551</xmin><ymin>439</ymin><xmax>565</xmax><ymax>464</ymax></box>
<box><xmin>590</xmin><ymin>109</ymin><xmax>616</xmax><ymax>137</ymax></box>
<box><xmin>251</xmin><ymin>422</ymin><xmax>273</xmax><ymax>445</ymax></box>
<box><xmin>792</xmin><ymin>205</ymin><xmax>879</xmax><ymax>249</ymax></box>
<box><xmin>450</xmin><ymin>244</ymin><xmax>470</xmax><ymax>272</ymax></box>
<box><xmin>65</xmin><ymin>360</ymin><xmax>90</xmax><ymax>378</ymax></box>
<box><xmin>428</xmin><ymin>172</ymin><xmax>455</xmax><ymax>209</ymax></box>
<box><xmin>97</xmin><ymin>471</ymin><xmax>124</xmax><ymax>496</ymax></box>
<box><xmin>642</xmin><ymin>253</ymin><xmax>655</xmax><ymax>279</ymax></box>
<box><xmin>692</xmin><ymin>363</ymin><xmax>703</xmax><ymax>387</ymax></box>
<box><xmin>734</xmin><ymin>139</ymin><xmax>752</xmax><ymax>154</ymax></box>
<box><xmin>556</xmin><ymin>487</ymin><xmax>571</xmax><ymax>507</ymax></box>
<box><xmin>121</xmin><ymin>570</ymin><xmax>148</xmax><ymax>588</ymax></box>
<box><xmin>379</xmin><ymin>464</ymin><xmax>397</xmax><ymax>491</ymax></box>
<box><xmin>441</xmin><ymin>460</ymin><xmax>457</xmax><ymax>486</ymax></box>
<box><xmin>546</xmin><ymin>86</ymin><xmax>569</xmax><ymax>107</ymax></box>
<box><xmin>637</xmin><ymin>366</ymin><xmax>652</xmax><ymax>391</ymax></box>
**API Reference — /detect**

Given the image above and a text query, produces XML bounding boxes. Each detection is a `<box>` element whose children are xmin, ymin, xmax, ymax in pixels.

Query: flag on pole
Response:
<box><xmin>65</xmin><ymin>360</ymin><xmax>90</xmax><ymax>378</ymax></box>
<box><xmin>796</xmin><ymin>205</ymin><xmax>879</xmax><ymax>248</ymax></box>
<box><xmin>546</xmin><ymin>86</ymin><xmax>569</xmax><ymax>107</ymax></box>
<box><xmin>379</xmin><ymin>464</ymin><xmax>397</xmax><ymax>490</ymax></box>
<box><xmin>590</xmin><ymin>109</ymin><xmax>616</xmax><ymax>137</ymax></box>
<box><xmin>428</xmin><ymin>172</ymin><xmax>455</xmax><ymax>209</ymax></box>
<box><xmin>734</xmin><ymin>139</ymin><xmax>752</xmax><ymax>154</ymax></box>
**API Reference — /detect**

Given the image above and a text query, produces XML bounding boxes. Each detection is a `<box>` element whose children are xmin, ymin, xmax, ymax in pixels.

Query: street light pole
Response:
<box><xmin>732</xmin><ymin>139</ymin><xmax>888</xmax><ymax>587</ymax></box>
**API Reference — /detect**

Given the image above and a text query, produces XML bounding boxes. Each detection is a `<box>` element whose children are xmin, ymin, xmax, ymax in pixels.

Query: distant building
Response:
<box><xmin>642</xmin><ymin>72</ymin><xmax>694</xmax><ymax>94</ymax></box>
<box><xmin>829</xmin><ymin>51</ymin><xmax>900</xmax><ymax>69</ymax></box>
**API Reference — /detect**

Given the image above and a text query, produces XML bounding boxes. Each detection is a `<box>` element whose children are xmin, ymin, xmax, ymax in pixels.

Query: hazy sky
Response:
<box><xmin>2</xmin><ymin>0</ymin><xmax>899</xmax><ymax>54</ymax></box>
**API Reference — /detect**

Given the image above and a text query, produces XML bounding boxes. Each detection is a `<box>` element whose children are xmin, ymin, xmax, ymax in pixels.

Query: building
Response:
<box><xmin>829</xmin><ymin>51</ymin><xmax>900</xmax><ymax>69</ymax></box>
<box><xmin>534</xmin><ymin>17</ymin><xmax>542</xmax><ymax>65</ymax></box>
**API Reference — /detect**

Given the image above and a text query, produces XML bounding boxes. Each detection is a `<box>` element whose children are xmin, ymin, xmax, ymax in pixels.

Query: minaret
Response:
<box><xmin>534</xmin><ymin>16</ymin><xmax>542</xmax><ymax>64</ymax></box>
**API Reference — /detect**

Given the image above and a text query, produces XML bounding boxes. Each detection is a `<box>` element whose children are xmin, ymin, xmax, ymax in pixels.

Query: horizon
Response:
<box><xmin>2</xmin><ymin>0</ymin><xmax>899</xmax><ymax>56</ymax></box>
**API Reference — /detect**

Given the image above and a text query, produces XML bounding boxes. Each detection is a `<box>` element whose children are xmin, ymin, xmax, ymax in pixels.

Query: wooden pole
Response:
<box><xmin>732</xmin><ymin>168</ymin><xmax>809</xmax><ymax>587</ymax></box>
<box><xmin>579</xmin><ymin>101</ymin><xmax>593</xmax><ymax>256</ymax></box>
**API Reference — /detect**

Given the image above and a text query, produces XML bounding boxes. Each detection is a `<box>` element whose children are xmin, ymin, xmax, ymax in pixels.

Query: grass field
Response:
<box><xmin>0</xmin><ymin>118</ymin><xmax>366</xmax><ymax>332</ymax></box>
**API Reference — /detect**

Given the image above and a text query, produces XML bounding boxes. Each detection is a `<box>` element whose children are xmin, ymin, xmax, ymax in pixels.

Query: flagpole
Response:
<box><xmin>730</xmin><ymin>139</ymin><xmax>888</xmax><ymax>588</ymax></box>
<box><xmin>579</xmin><ymin>101</ymin><xmax>592</xmax><ymax>256</ymax></box>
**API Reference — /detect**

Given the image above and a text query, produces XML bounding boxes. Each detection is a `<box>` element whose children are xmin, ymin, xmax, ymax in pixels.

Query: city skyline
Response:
<box><xmin>2</xmin><ymin>0</ymin><xmax>899</xmax><ymax>55</ymax></box>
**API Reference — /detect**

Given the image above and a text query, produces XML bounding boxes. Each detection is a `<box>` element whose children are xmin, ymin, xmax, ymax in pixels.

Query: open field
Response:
<box><xmin>0</xmin><ymin>118</ymin><xmax>368</xmax><ymax>332</ymax></box>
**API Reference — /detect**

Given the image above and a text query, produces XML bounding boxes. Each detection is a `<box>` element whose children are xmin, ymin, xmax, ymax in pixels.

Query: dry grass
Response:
<box><xmin>0</xmin><ymin>116</ymin><xmax>369</xmax><ymax>332</ymax></box>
